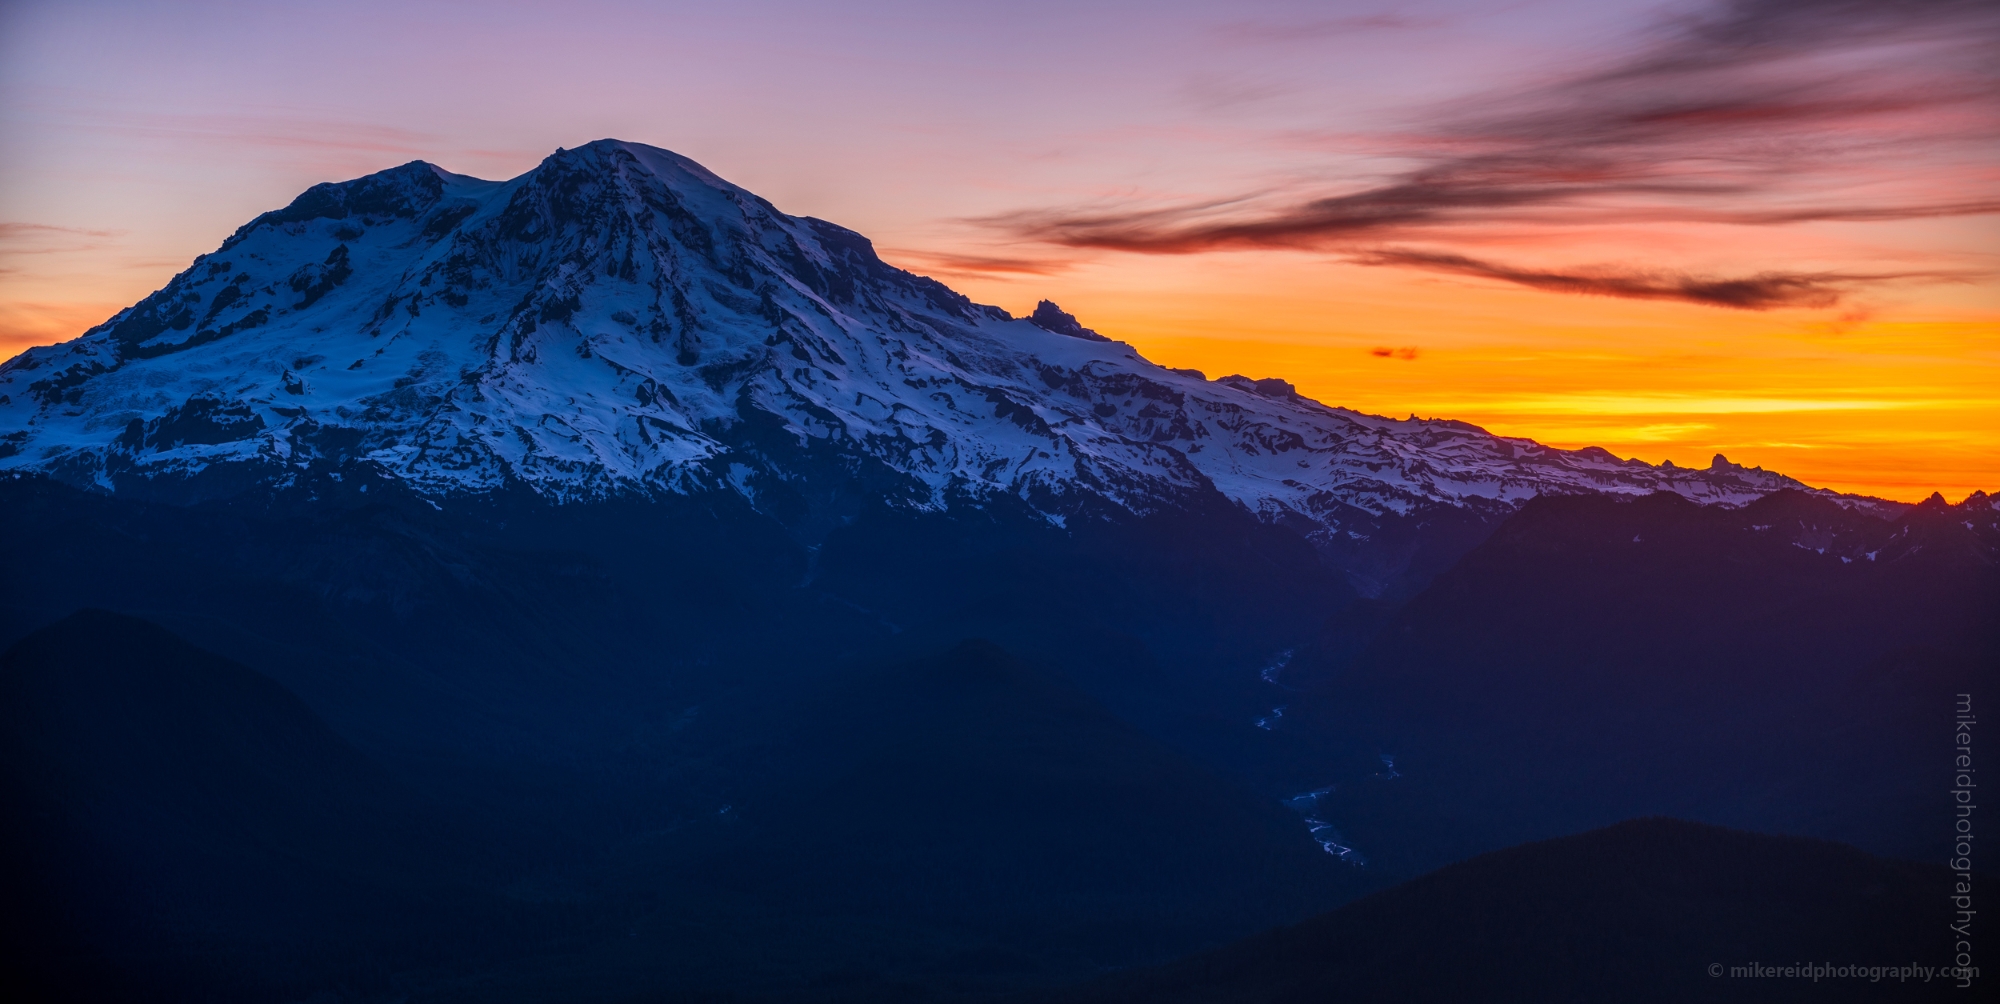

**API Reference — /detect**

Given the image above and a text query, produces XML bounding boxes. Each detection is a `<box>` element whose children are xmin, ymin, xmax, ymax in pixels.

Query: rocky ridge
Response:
<box><xmin>0</xmin><ymin>141</ymin><xmax>1886</xmax><ymax>546</ymax></box>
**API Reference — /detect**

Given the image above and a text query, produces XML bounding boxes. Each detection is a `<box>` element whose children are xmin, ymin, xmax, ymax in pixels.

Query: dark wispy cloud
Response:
<box><xmin>1353</xmin><ymin>248</ymin><xmax>1965</xmax><ymax>310</ymax></box>
<box><xmin>0</xmin><ymin>223</ymin><xmax>120</xmax><ymax>238</ymax></box>
<box><xmin>997</xmin><ymin>0</ymin><xmax>2000</xmax><ymax>308</ymax></box>
<box><xmin>0</xmin><ymin>223</ymin><xmax>125</xmax><ymax>254</ymax></box>
<box><xmin>57</xmin><ymin>110</ymin><xmax>440</xmax><ymax>158</ymax></box>
<box><xmin>1214</xmin><ymin>13</ymin><xmax>1441</xmax><ymax>43</ymax></box>
<box><xmin>878</xmin><ymin>248</ymin><xmax>1077</xmax><ymax>279</ymax></box>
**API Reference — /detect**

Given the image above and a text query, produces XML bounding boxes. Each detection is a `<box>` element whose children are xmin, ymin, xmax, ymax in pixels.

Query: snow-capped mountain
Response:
<box><xmin>0</xmin><ymin>140</ymin><xmax>1868</xmax><ymax>541</ymax></box>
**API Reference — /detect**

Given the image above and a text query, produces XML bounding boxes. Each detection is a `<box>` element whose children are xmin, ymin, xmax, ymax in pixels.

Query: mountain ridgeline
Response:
<box><xmin>1</xmin><ymin>141</ymin><xmax>1991</xmax><ymax>1002</ymax></box>
<box><xmin>1048</xmin><ymin>818</ymin><xmax>1966</xmax><ymax>1004</ymax></box>
<box><xmin>0</xmin><ymin>140</ymin><xmax>1865</xmax><ymax>593</ymax></box>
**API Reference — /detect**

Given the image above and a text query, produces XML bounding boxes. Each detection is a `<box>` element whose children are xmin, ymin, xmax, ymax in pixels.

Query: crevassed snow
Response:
<box><xmin>0</xmin><ymin>140</ymin><xmax>1886</xmax><ymax>535</ymax></box>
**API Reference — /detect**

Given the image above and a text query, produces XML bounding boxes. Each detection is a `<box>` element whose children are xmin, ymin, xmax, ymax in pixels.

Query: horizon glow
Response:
<box><xmin>1</xmin><ymin>0</ymin><xmax>1994</xmax><ymax>501</ymax></box>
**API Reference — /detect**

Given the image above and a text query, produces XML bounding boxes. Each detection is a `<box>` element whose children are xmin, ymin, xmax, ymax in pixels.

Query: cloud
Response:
<box><xmin>996</xmin><ymin>0</ymin><xmax>2000</xmax><ymax>307</ymax></box>
<box><xmin>0</xmin><ymin>222</ymin><xmax>125</xmax><ymax>254</ymax></box>
<box><xmin>1214</xmin><ymin>14</ymin><xmax>1440</xmax><ymax>43</ymax></box>
<box><xmin>0</xmin><ymin>223</ymin><xmax>121</xmax><ymax>240</ymax></box>
<box><xmin>1434</xmin><ymin>392</ymin><xmax>1944</xmax><ymax>415</ymax></box>
<box><xmin>1180</xmin><ymin>73</ymin><xmax>1299</xmax><ymax>112</ymax></box>
<box><xmin>878</xmin><ymin>248</ymin><xmax>1078</xmax><ymax>279</ymax></box>
<box><xmin>61</xmin><ymin>109</ymin><xmax>441</xmax><ymax>159</ymax></box>
<box><xmin>1351</xmin><ymin>248</ymin><xmax>1967</xmax><ymax>309</ymax></box>
<box><xmin>36</xmin><ymin>106</ymin><xmax>532</xmax><ymax>179</ymax></box>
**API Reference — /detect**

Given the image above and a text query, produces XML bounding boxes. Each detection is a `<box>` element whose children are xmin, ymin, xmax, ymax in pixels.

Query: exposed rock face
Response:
<box><xmin>0</xmin><ymin>140</ymin><xmax>1871</xmax><ymax>548</ymax></box>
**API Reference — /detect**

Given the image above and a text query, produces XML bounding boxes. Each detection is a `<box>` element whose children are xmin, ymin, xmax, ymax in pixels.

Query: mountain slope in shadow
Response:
<box><xmin>1049</xmin><ymin>817</ymin><xmax>1964</xmax><ymax>1004</ymax></box>
<box><xmin>474</xmin><ymin>639</ymin><xmax>1374</xmax><ymax>1002</ymax></box>
<box><xmin>0</xmin><ymin>610</ymin><xmax>528</xmax><ymax>1002</ymax></box>
<box><xmin>0</xmin><ymin>614</ymin><xmax>1375</xmax><ymax>1003</ymax></box>
<box><xmin>1268</xmin><ymin>489</ymin><xmax>1996</xmax><ymax>879</ymax></box>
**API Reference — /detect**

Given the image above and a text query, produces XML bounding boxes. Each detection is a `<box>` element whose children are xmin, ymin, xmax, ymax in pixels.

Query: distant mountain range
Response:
<box><xmin>0</xmin><ymin>140</ymin><xmax>1890</xmax><ymax>593</ymax></box>
<box><xmin>0</xmin><ymin>141</ymin><xmax>1989</xmax><ymax>1003</ymax></box>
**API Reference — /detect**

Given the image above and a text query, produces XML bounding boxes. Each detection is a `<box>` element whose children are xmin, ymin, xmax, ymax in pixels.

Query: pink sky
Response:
<box><xmin>2</xmin><ymin>0</ymin><xmax>1995</xmax><ymax>499</ymax></box>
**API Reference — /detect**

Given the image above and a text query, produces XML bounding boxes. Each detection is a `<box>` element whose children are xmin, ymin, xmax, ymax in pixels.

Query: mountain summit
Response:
<box><xmin>0</xmin><ymin>140</ymin><xmax>1859</xmax><ymax>549</ymax></box>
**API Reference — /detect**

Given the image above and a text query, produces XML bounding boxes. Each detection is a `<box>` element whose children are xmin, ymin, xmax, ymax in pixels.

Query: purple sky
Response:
<box><xmin>1</xmin><ymin>0</ymin><xmax>1995</xmax><ymax>498</ymax></box>
<box><xmin>0</xmin><ymin>0</ymin><xmax>1693</xmax><ymax>287</ymax></box>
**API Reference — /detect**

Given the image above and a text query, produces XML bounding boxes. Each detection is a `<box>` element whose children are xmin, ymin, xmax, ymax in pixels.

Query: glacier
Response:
<box><xmin>0</xmin><ymin>140</ymin><xmax>1879</xmax><ymax>546</ymax></box>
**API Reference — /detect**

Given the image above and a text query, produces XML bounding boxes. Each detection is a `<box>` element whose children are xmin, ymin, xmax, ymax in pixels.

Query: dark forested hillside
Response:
<box><xmin>0</xmin><ymin>610</ymin><xmax>527</xmax><ymax>1002</ymax></box>
<box><xmin>1049</xmin><ymin>818</ymin><xmax>1968</xmax><ymax>1004</ymax></box>
<box><xmin>0</xmin><ymin>475</ymin><xmax>1370</xmax><ymax>1002</ymax></box>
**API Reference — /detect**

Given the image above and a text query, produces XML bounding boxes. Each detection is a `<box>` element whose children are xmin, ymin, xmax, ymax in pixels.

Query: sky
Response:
<box><xmin>0</xmin><ymin>0</ymin><xmax>1994</xmax><ymax>501</ymax></box>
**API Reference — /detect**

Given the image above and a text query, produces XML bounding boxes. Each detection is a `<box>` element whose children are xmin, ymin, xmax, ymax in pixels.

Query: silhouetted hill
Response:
<box><xmin>0</xmin><ymin>609</ymin><xmax>1378</xmax><ymax>1002</ymax></box>
<box><xmin>1049</xmin><ymin>818</ymin><xmax>1964</xmax><ymax>1003</ymax></box>
<box><xmin>466</xmin><ymin>640</ymin><xmax>1374</xmax><ymax>1001</ymax></box>
<box><xmin>0</xmin><ymin>610</ymin><xmax>525</xmax><ymax>1002</ymax></box>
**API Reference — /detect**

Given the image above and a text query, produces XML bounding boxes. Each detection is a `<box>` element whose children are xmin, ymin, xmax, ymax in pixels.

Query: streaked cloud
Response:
<box><xmin>0</xmin><ymin>222</ymin><xmax>125</xmax><ymax>254</ymax></box>
<box><xmin>878</xmin><ymin>248</ymin><xmax>1078</xmax><ymax>279</ymax></box>
<box><xmin>1438</xmin><ymin>393</ymin><xmax>1958</xmax><ymax>415</ymax></box>
<box><xmin>1503</xmin><ymin>421</ymin><xmax>1720</xmax><ymax>443</ymax></box>
<box><xmin>48</xmin><ymin>108</ymin><xmax>442</xmax><ymax>158</ymax></box>
<box><xmin>1213</xmin><ymin>13</ymin><xmax>1441</xmax><ymax>43</ymax></box>
<box><xmin>1349</xmin><ymin>248</ymin><xmax>1970</xmax><ymax>310</ymax></box>
<box><xmin>996</xmin><ymin>0</ymin><xmax>2000</xmax><ymax>308</ymax></box>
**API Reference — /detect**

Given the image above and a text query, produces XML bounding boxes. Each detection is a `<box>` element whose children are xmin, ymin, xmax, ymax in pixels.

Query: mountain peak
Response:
<box><xmin>1028</xmin><ymin>300</ymin><xmax>1109</xmax><ymax>342</ymax></box>
<box><xmin>536</xmin><ymin>139</ymin><xmax>736</xmax><ymax>190</ymax></box>
<box><xmin>0</xmin><ymin>142</ymin><xmax>1892</xmax><ymax>536</ymax></box>
<box><xmin>219</xmin><ymin>159</ymin><xmax>451</xmax><ymax>252</ymax></box>
<box><xmin>1216</xmin><ymin>375</ymin><xmax>1298</xmax><ymax>401</ymax></box>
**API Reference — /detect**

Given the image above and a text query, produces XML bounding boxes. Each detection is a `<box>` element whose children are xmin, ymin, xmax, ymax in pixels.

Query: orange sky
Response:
<box><xmin>6</xmin><ymin>178</ymin><xmax>1995</xmax><ymax>505</ymax></box>
<box><xmin>925</xmin><ymin>251</ymin><xmax>1999</xmax><ymax>503</ymax></box>
<box><xmin>2</xmin><ymin>0</ymin><xmax>1995</xmax><ymax>503</ymax></box>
